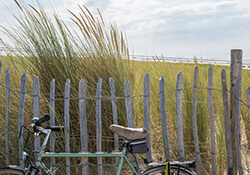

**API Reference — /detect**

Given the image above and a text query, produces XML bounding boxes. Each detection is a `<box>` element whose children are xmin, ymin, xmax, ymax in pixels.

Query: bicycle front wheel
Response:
<box><xmin>143</xmin><ymin>165</ymin><xmax>196</xmax><ymax>175</ymax></box>
<box><xmin>0</xmin><ymin>167</ymin><xmax>25</xmax><ymax>175</ymax></box>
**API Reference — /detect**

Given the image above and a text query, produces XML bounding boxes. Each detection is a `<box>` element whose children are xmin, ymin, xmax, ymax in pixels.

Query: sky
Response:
<box><xmin>0</xmin><ymin>0</ymin><xmax>250</xmax><ymax>60</ymax></box>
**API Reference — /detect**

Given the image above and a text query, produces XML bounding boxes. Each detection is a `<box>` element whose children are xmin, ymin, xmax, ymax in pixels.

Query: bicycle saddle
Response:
<box><xmin>109</xmin><ymin>124</ymin><xmax>150</xmax><ymax>140</ymax></box>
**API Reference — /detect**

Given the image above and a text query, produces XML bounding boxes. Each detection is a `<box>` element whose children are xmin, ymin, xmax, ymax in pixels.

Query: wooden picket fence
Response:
<box><xmin>2</xmin><ymin>50</ymin><xmax>250</xmax><ymax>175</ymax></box>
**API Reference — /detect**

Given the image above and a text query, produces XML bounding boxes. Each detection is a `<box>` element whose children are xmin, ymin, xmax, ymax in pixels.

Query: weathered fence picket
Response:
<box><xmin>159</xmin><ymin>76</ymin><xmax>171</xmax><ymax>161</ymax></box>
<box><xmin>124</xmin><ymin>80</ymin><xmax>134</xmax><ymax>128</ymax></box>
<box><xmin>124</xmin><ymin>80</ymin><xmax>136</xmax><ymax>164</ymax></box>
<box><xmin>79</xmin><ymin>79</ymin><xmax>88</xmax><ymax>175</ymax></box>
<box><xmin>207</xmin><ymin>66</ymin><xmax>217</xmax><ymax>175</ymax></box>
<box><xmin>221</xmin><ymin>69</ymin><xmax>234</xmax><ymax>174</ymax></box>
<box><xmin>143</xmin><ymin>73</ymin><xmax>152</xmax><ymax>162</ymax></box>
<box><xmin>109</xmin><ymin>77</ymin><xmax>119</xmax><ymax>167</ymax></box>
<box><xmin>18</xmin><ymin>73</ymin><xmax>27</xmax><ymax>167</ymax></box>
<box><xmin>33</xmin><ymin>77</ymin><xmax>40</xmax><ymax>159</ymax></box>
<box><xmin>192</xmin><ymin>66</ymin><xmax>201</xmax><ymax>175</ymax></box>
<box><xmin>64</xmin><ymin>79</ymin><xmax>71</xmax><ymax>175</ymax></box>
<box><xmin>176</xmin><ymin>72</ymin><xmax>185</xmax><ymax>162</ymax></box>
<box><xmin>5</xmin><ymin>68</ymin><xmax>10</xmax><ymax>166</ymax></box>
<box><xmin>96</xmin><ymin>79</ymin><xmax>103</xmax><ymax>175</ymax></box>
<box><xmin>49</xmin><ymin>79</ymin><xmax>56</xmax><ymax>173</ymax></box>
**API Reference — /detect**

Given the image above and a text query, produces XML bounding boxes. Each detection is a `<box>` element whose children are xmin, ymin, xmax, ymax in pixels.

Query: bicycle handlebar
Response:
<box><xmin>35</xmin><ymin>114</ymin><xmax>50</xmax><ymax>126</ymax></box>
<box><xmin>44</xmin><ymin>126</ymin><xmax>64</xmax><ymax>132</ymax></box>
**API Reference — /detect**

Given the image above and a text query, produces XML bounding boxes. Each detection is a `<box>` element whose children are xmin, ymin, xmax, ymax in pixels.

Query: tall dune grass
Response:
<box><xmin>0</xmin><ymin>1</ymin><xmax>132</xmax><ymax>172</ymax></box>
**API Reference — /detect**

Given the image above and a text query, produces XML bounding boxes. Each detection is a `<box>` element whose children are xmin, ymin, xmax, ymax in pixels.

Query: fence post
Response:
<box><xmin>143</xmin><ymin>73</ymin><xmax>152</xmax><ymax>162</ymax></box>
<box><xmin>221</xmin><ymin>69</ymin><xmax>234</xmax><ymax>174</ymax></box>
<box><xmin>18</xmin><ymin>73</ymin><xmax>27</xmax><ymax>167</ymax></box>
<box><xmin>64</xmin><ymin>79</ymin><xmax>71</xmax><ymax>175</ymax></box>
<box><xmin>159</xmin><ymin>76</ymin><xmax>171</xmax><ymax>161</ymax></box>
<box><xmin>49</xmin><ymin>79</ymin><xmax>56</xmax><ymax>173</ymax></box>
<box><xmin>96</xmin><ymin>79</ymin><xmax>103</xmax><ymax>175</ymax></box>
<box><xmin>109</xmin><ymin>78</ymin><xmax>119</xmax><ymax>167</ymax></box>
<box><xmin>5</xmin><ymin>68</ymin><xmax>10</xmax><ymax>166</ymax></box>
<box><xmin>192</xmin><ymin>66</ymin><xmax>201</xmax><ymax>174</ymax></box>
<box><xmin>33</xmin><ymin>77</ymin><xmax>40</xmax><ymax>159</ymax></box>
<box><xmin>79</xmin><ymin>79</ymin><xmax>89</xmax><ymax>175</ymax></box>
<box><xmin>208</xmin><ymin>66</ymin><xmax>217</xmax><ymax>175</ymax></box>
<box><xmin>176</xmin><ymin>72</ymin><xmax>185</xmax><ymax>162</ymax></box>
<box><xmin>230</xmin><ymin>49</ymin><xmax>243</xmax><ymax>175</ymax></box>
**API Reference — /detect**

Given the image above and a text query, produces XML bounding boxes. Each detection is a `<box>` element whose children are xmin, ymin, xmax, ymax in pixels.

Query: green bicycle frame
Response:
<box><xmin>31</xmin><ymin>128</ymin><xmax>140</xmax><ymax>175</ymax></box>
<box><xmin>38</xmin><ymin>151</ymin><xmax>139</xmax><ymax>175</ymax></box>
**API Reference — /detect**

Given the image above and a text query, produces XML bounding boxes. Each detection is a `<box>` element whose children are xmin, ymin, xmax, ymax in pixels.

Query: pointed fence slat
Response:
<box><xmin>159</xmin><ymin>76</ymin><xmax>171</xmax><ymax>161</ymax></box>
<box><xmin>143</xmin><ymin>73</ymin><xmax>152</xmax><ymax>162</ymax></box>
<box><xmin>192</xmin><ymin>66</ymin><xmax>201</xmax><ymax>175</ymax></box>
<box><xmin>33</xmin><ymin>77</ymin><xmax>40</xmax><ymax>159</ymax></box>
<box><xmin>221</xmin><ymin>69</ymin><xmax>234</xmax><ymax>174</ymax></box>
<box><xmin>109</xmin><ymin>78</ymin><xmax>119</xmax><ymax>167</ymax></box>
<box><xmin>5</xmin><ymin>68</ymin><xmax>10</xmax><ymax>166</ymax></box>
<box><xmin>18</xmin><ymin>73</ymin><xmax>27</xmax><ymax>167</ymax></box>
<box><xmin>64</xmin><ymin>79</ymin><xmax>71</xmax><ymax>175</ymax></box>
<box><xmin>79</xmin><ymin>79</ymin><xmax>89</xmax><ymax>175</ymax></box>
<box><xmin>208</xmin><ymin>66</ymin><xmax>217</xmax><ymax>175</ymax></box>
<box><xmin>49</xmin><ymin>79</ymin><xmax>56</xmax><ymax>173</ymax></box>
<box><xmin>96</xmin><ymin>79</ymin><xmax>103</xmax><ymax>175</ymax></box>
<box><xmin>176</xmin><ymin>72</ymin><xmax>185</xmax><ymax>162</ymax></box>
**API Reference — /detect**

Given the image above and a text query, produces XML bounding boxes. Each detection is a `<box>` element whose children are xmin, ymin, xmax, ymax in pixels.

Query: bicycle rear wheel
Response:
<box><xmin>143</xmin><ymin>165</ymin><xmax>196</xmax><ymax>175</ymax></box>
<box><xmin>0</xmin><ymin>167</ymin><xmax>24</xmax><ymax>175</ymax></box>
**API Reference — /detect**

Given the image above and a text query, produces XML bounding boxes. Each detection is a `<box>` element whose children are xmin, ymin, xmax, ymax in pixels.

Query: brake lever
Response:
<box><xmin>19</xmin><ymin>125</ymin><xmax>30</xmax><ymax>139</ymax></box>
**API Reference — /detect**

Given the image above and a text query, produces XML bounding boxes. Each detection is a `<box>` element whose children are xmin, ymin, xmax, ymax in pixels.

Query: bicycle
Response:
<box><xmin>0</xmin><ymin>115</ymin><xmax>196</xmax><ymax>174</ymax></box>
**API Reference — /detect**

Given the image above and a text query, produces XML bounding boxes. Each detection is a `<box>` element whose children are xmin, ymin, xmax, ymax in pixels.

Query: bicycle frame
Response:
<box><xmin>31</xmin><ymin>128</ymin><xmax>141</xmax><ymax>175</ymax></box>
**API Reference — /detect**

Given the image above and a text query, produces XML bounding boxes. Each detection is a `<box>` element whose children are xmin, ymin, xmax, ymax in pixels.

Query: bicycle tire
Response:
<box><xmin>143</xmin><ymin>165</ymin><xmax>196</xmax><ymax>175</ymax></box>
<box><xmin>0</xmin><ymin>167</ymin><xmax>25</xmax><ymax>175</ymax></box>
